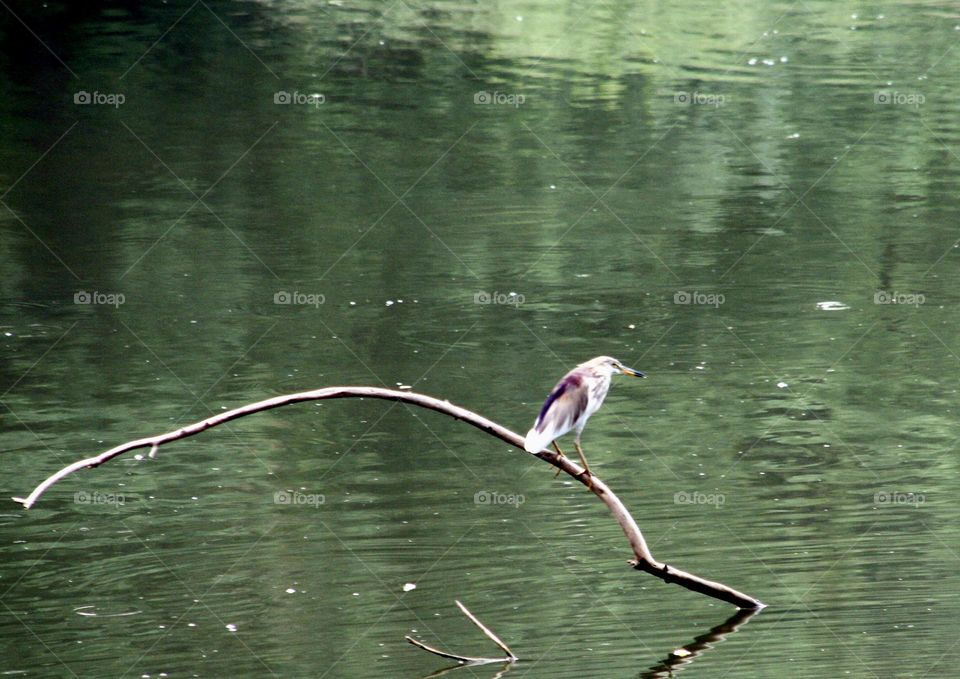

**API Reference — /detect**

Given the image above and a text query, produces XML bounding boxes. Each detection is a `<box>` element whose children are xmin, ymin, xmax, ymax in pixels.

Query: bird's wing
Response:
<box><xmin>536</xmin><ymin>374</ymin><xmax>588</xmax><ymax>429</ymax></box>
<box><xmin>524</xmin><ymin>374</ymin><xmax>589</xmax><ymax>452</ymax></box>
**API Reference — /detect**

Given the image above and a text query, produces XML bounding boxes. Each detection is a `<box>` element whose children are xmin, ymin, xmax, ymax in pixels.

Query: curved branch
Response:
<box><xmin>13</xmin><ymin>386</ymin><xmax>764</xmax><ymax>609</ymax></box>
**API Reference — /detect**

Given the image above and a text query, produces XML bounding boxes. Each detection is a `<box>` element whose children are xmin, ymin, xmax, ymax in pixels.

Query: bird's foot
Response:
<box><xmin>572</xmin><ymin>441</ymin><xmax>594</xmax><ymax>489</ymax></box>
<box><xmin>551</xmin><ymin>442</ymin><xmax>566</xmax><ymax>478</ymax></box>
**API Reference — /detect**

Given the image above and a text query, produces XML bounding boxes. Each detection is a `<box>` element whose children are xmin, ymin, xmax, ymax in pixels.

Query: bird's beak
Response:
<box><xmin>621</xmin><ymin>366</ymin><xmax>646</xmax><ymax>377</ymax></box>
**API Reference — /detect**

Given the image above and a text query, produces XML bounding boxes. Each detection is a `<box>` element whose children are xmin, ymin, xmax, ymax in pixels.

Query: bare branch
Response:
<box><xmin>12</xmin><ymin>386</ymin><xmax>764</xmax><ymax>609</ymax></box>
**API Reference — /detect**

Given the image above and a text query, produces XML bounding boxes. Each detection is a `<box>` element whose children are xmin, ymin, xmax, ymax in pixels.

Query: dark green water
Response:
<box><xmin>2</xmin><ymin>1</ymin><xmax>960</xmax><ymax>676</ymax></box>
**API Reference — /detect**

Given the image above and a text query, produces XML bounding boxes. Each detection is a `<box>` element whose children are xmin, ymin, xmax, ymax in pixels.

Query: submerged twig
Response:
<box><xmin>455</xmin><ymin>600</ymin><xmax>515</xmax><ymax>660</ymax></box>
<box><xmin>13</xmin><ymin>386</ymin><xmax>763</xmax><ymax>609</ymax></box>
<box><xmin>406</xmin><ymin>600</ymin><xmax>517</xmax><ymax>665</ymax></box>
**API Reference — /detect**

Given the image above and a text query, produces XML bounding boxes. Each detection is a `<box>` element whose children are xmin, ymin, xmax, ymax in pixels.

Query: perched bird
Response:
<box><xmin>524</xmin><ymin>356</ymin><xmax>645</xmax><ymax>486</ymax></box>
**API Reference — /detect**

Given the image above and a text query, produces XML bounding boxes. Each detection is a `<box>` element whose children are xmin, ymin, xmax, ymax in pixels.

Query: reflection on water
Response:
<box><xmin>2</xmin><ymin>1</ymin><xmax>960</xmax><ymax>677</ymax></box>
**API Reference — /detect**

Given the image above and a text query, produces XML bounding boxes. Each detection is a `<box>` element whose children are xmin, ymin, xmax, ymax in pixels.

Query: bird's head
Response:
<box><xmin>582</xmin><ymin>356</ymin><xmax>646</xmax><ymax>378</ymax></box>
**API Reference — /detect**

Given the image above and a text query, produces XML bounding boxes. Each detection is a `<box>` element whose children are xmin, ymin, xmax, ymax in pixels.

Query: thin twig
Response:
<box><xmin>12</xmin><ymin>386</ymin><xmax>764</xmax><ymax>609</ymax></box>
<box><xmin>455</xmin><ymin>600</ymin><xmax>516</xmax><ymax>660</ymax></box>
<box><xmin>406</xmin><ymin>600</ymin><xmax>517</xmax><ymax>665</ymax></box>
<box><xmin>404</xmin><ymin>636</ymin><xmax>511</xmax><ymax>665</ymax></box>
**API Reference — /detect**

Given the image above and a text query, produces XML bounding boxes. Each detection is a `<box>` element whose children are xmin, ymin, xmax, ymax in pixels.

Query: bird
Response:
<box><xmin>524</xmin><ymin>356</ymin><xmax>645</xmax><ymax>487</ymax></box>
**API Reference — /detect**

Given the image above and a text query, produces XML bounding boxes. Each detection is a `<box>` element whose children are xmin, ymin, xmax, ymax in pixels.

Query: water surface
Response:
<box><xmin>2</xmin><ymin>1</ymin><xmax>960</xmax><ymax>677</ymax></box>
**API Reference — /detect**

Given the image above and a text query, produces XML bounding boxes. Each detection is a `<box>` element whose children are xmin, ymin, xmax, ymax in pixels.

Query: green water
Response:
<box><xmin>2</xmin><ymin>1</ymin><xmax>960</xmax><ymax>676</ymax></box>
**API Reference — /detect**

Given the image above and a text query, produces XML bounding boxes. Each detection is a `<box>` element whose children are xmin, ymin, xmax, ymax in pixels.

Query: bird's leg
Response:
<box><xmin>552</xmin><ymin>441</ymin><xmax>566</xmax><ymax>478</ymax></box>
<box><xmin>574</xmin><ymin>439</ymin><xmax>594</xmax><ymax>490</ymax></box>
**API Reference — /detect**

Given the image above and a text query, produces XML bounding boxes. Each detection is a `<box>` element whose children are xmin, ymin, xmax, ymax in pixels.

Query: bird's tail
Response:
<box><xmin>524</xmin><ymin>427</ymin><xmax>551</xmax><ymax>453</ymax></box>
